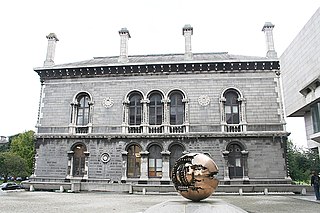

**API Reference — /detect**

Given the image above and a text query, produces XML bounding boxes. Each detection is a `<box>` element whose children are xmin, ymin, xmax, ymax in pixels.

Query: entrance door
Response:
<box><xmin>73</xmin><ymin>144</ymin><xmax>86</xmax><ymax>177</ymax></box>
<box><xmin>228</xmin><ymin>144</ymin><xmax>243</xmax><ymax>178</ymax></box>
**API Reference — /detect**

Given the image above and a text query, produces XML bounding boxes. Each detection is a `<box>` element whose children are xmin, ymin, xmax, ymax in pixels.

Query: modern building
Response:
<box><xmin>31</xmin><ymin>24</ymin><xmax>291</xmax><ymax>192</ymax></box>
<box><xmin>281</xmin><ymin>7</ymin><xmax>320</xmax><ymax>154</ymax></box>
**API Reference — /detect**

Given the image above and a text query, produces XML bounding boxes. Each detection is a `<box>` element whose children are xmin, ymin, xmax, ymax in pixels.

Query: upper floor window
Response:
<box><xmin>170</xmin><ymin>92</ymin><xmax>184</xmax><ymax>125</ymax></box>
<box><xmin>311</xmin><ymin>102</ymin><xmax>320</xmax><ymax>133</ymax></box>
<box><xmin>129</xmin><ymin>93</ymin><xmax>142</xmax><ymax>125</ymax></box>
<box><xmin>76</xmin><ymin>94</ymin><xmax>90</xmax><ymax>126</ymax></box>
<box><xmin>70</xmin><ymin>92</ymin><xmax>93</xmax><ymax>134</ymax></box>
<box><xmin>149</xmin><ymin>93</ymin><xmax>163</xmax><ymax>125</ymax></box>
<box><xmin>224</xmin><ymin>90</ymin><xmax>240</xmax><ymax>124</ymax></box>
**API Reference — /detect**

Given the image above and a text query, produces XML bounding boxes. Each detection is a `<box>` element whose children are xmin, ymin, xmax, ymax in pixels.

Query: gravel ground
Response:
<box><xmin>0</xmin><ymin>190</ymin><xmax>319</xmax><ymax>213</ymax></box>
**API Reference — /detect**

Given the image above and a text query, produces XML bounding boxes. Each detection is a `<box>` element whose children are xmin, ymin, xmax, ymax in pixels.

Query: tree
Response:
<box><xmin>287</xmin><ymin>140</ymin><xmax>320</xmax><ymax>184</ymax></box>
<box><xmin>0</xmin><ymin>152</ymin><xmax>28</xmax><ymax>182</ymax></box>
<box><xmin>9</xmin><ymin>130</ymin><xmax>35</xmax><ymax>175</ymax></box>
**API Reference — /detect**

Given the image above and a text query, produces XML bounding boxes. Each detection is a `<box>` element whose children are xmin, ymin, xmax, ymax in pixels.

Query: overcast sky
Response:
<box><xmin>0</xmin><ymin>0</ymin><xmax>319</xmax><ymax>147</ymax></box>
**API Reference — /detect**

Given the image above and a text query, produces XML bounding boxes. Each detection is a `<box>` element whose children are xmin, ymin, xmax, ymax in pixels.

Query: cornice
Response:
<box><xmin>34</xmin><ymin>61</ymin><xmax>280</xmax><ymax>81</ymax></box>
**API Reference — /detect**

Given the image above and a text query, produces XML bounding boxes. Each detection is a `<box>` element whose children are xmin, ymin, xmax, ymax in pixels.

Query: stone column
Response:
<box><xmin>139</xmin><ymin>151</ymin><xmax>149</xmax><ymax>180</ymax></box>
<box><xmin>122</xmin><ymin>99</ymin><xmax>130</xmax><ymax>133</ymax></box>
<box><xmin>83</xmin><ymin>151</ymin><xmax>90</xmax><ymax>179</ymax></box>
<box><xmin>161</xmin><ymin>151</ymin><xmax>171</xmax><ymax>181</ymax></box>
<box><xmin>121</xmin><ymin>151</ymin><xmax>128</xmax><ymax>182</ymax></box>
<box><xmin>88</xmin><ymin>101</ymin><xmax>94</xmax><ymax>133</ymax></box>
<box><xmin>162</xmin><ymin>98</ymin><xmax>170</xmax><ymax>133</ymax></box>
<box><xmin>219</xmin><ymin>97</ymin><xmax>226</xmax><ymax>132</ymax></box>
<box><xmin>66</xmin><ymin>151</ymin><xmax>74</xmax><ymax>179</ymax></box>
<box><xmin>182</xmin><ymin>98</ymin><xmax>189</xmax><ymax>132</ymax></box>
<box><xmin>222</xmin><ymin>151</ymin><xmax>230</xmax><ymax>181</ymax></box>
<box><xmin>238</xmin><ymin>97</ymin><xmax>247</xmax><ymax>132</ymax></box>
<box><xmin>241</xmin><ymin>150</ymin><xmax>249</xmax><ymax>180</ymax></box>
<box><xmin>141</xmin><ymin>99</ymin><xmax>149</xmax><ymax>133</ymax></box>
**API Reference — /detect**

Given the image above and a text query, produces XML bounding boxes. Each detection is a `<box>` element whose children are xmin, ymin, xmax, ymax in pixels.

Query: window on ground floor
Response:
<box><xmin>148</xmin><ymin>144</ymin><xmax>162</xmax><ymax>177</ymax></box>
<box><xmin>127</xmin><ymin>144</ymin><xmax>141</xmax><ymax>178</ymax></box>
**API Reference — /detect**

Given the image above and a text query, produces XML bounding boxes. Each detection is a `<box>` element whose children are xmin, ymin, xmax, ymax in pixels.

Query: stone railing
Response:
<box><xmin>224</xmin><ymin>124</ymin><xmax>244</xmax><ymax>132</ymax></box>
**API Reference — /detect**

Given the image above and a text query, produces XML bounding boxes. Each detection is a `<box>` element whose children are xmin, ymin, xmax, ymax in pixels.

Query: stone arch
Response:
<box><xmin>223</xmin><ymin>141</ymin><xmax>249</xmax><ymax>180</ymax></box>
<box><xmin>67</xmin><ymin>142</ymin><xmax>89</xmax><ymax>179</ymax></box>
<box><xmin>168</xmin><ymin>142</ymin><xmax>185</xmax><ymax>177</ymax></box>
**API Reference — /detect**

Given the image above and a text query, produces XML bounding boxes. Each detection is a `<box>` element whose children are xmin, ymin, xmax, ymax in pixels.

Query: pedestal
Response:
<box><xmin>144</xmin><ymin>199</ymin><xmax>247</xmax><ymax>213</ymax></box>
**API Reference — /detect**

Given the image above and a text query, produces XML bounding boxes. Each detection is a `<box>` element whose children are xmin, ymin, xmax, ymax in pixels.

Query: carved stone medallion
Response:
<box><xmin>198</xmin><ymin>95</ymin><xmax>210</xmax><ymax>106</ymax></box>
<box><xmin>102</xmin><ymin>97</ymin><xmax>114</xmax><ymax>108</ymax></box>
<box><xmin>100</xmin><ymin>153</ymin><xmax>111</xmax><ymax>163</ymax></box>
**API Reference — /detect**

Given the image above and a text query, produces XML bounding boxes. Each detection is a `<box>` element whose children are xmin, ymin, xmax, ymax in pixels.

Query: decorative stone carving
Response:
<box><xmin>100</xmin><ymin>153</ymin><xmax>111</xmax><ymax>163</ymax></box>
<box><xmin>198</xmin><ymin>95</ymin><xmax>210</xmax><ymax>106</ymax></box>
<box><xmin>102</xmin><ymin>97</ymin><xmax>114</xmax><ymax>108</ymax></box>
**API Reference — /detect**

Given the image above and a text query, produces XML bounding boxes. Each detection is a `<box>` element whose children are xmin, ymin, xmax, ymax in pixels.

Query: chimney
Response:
<box><xmin>118</xmin><ymin>28</ymin><xmax>131</xmax><ymax>63</ymax></box>
<box><xmin>183</xmin><ymin>24</ymin><xmax>193</xmax><ymax>60</ymax></box>
<box><xmin>262</xmin><ymin>22</ymin><xmax>277</xmax><ymax>58</ymax></box>
<box><xmin>44</xmin><ymin>33</ymin><xmax>59</xmax><ymax>67</ymax></box>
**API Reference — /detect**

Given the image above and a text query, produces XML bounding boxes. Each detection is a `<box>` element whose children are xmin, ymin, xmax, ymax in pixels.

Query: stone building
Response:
<box><xmin>281</xmin><ymin>7</ymin><xmax>320</xmax><ymax>155</ymax></box>
<box><xmin>31</xmin><ymin>24</ymin><xmax>290</xmax><ymax>192</ymax></box>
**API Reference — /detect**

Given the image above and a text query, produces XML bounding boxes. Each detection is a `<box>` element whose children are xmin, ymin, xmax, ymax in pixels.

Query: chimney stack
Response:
<box><xmin>44</xmin><ymin>33</ymin><xmax>59</xmax><ymax>67</ymax></box>
<box><xmin>262</xmin><ymin>22</ymin><xmax>277</xmax><ymax>58</ymax></box>
<box><xmin>183</xmin><ymin>24</ymin><xmax>193</xmax><ymax>60</ymax></box>
<box><xmin>118</xmin><ymin>28</ymin><xmax>131</xmax><ymax>63</ymax></box>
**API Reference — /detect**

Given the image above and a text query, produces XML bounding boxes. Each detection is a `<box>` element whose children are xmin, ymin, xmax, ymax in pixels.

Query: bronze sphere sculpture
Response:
<box><xmin>171</xmin><ymin>153</ymin><xmax>219</xmax><ymax>202</ymax></box>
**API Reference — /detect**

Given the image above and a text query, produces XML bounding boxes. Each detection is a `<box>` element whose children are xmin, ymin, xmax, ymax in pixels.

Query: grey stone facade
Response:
<box><xmin>32</xmin><ymin>25</ymin><xmax>290</xmax><ymax>191</ymax></box>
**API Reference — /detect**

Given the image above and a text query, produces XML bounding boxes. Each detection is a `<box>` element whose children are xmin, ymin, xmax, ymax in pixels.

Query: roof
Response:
<box><xmin>35</xmin><ymin>52</ymin><xmax>272</xmax><ymax>70</ymax></box>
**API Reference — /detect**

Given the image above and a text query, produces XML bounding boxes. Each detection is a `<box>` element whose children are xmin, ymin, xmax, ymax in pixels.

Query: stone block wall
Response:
<box><xmin>38</xmin><ymin>70</ymin><xmax>282</xmax><ymax>134</ymax></box>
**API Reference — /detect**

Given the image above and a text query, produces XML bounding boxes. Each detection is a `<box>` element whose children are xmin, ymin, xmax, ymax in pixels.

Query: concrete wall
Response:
<box><xmin>281</xmin><ymin>7</ymin><xmax>320</xmax><ymax>116</ymax></box>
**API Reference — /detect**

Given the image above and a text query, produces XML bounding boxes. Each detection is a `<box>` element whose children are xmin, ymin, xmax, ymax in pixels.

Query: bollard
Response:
<box><xmin>239</xmin><ymin>188</ymin><xmax>243</xmax><ymax>196</ymax></box>
<box><xmin>129</xmin><ymin>185</ymin><xmax>133</xmax><ymax>194</ymax></box>
<box><xmin>29</xmin><ymin>185</ymin><xmax>35</xmax><ymax>192</ymax></box>
<box><xmin>59</xmin><ymin>185</ymin><xmax>64</xmax><ymax>193</ymax></box>
<box><xmin>142</xmin><ymin>188</ymin><xmax>146</xmax><ymax>195</ymax></box>
<box><xmin>301</xmin><ymin>188</ymin><xmax>306</xmax><ymax>195</ymax></box>
<box><xmin>264</xmin><ymin>188</ymin><xmax>268</xmax><ymax>195</ymax></box>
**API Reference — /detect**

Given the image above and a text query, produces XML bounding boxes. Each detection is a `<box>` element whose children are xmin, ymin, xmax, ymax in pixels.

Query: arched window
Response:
<box><xmin>224</xmin><ymin>90</ymin><xmax>240</xmax><ymax>124</ymax></box>
<box><xmin>148</xmin><ymin>144</ymin><xmax>162</xmax><ymax>177</ymax></box>
<box><xmin>72</xmin><ymin>144</ymin><xmax>86</xmax><ymax>177</ymax></box>
<box><xmin>129</xmin><ymin>93</ymin><xmax>142</xmax><ymax>125</ymax></box>
<box><xmin>169</xmin><ymin>144</ymin><xmax>184</xmax><ymax>176</ymax></box>
<box><xmin>127</xmin><ymin>144</ymin><xmax>141</xmax><ymax>178</ymax></box>
<box><xmin>227</xmin><ymin>143</ymin><xmax>243</xmax><ymax>179</ymax></box>
<box><xmin>149</xmin><ymin>93</ymin><xmax>163</xmax><ymax>125</ymax></box>
<box><xmin>169</xmin><ymin>92</ymin><xmax>184</xmax><ymax>125</ymax></box>
<box><xmin>76</xmin><ymin>94</ymin><xmax>90</xmax><ymax>125</ymax></box>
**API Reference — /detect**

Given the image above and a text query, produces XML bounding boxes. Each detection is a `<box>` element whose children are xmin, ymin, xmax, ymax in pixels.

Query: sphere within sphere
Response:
<box><xmin>171</xmin><ymin>153</ymin><xmax>219</xmax><ymax>202</ymax></box>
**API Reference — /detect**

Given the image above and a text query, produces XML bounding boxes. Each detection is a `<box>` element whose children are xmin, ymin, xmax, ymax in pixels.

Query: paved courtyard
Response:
<box><xmin>0</xmin><ymin>190</ymin><xmax>319</xmax><ymax>213</ymax></box>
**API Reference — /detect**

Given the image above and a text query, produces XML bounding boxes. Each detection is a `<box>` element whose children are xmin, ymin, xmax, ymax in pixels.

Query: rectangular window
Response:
<box><xmin>311</xmin><ymin>102</ymin><xmax>320</xmax><ymax>133</ymax></box>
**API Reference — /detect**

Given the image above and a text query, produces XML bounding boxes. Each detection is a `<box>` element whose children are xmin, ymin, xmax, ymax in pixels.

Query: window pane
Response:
<box><xmin>225</xmin><ymin>106</ymin><xmax>231</xmax><ymax>113</ymax></box>
<box><xmin>233</xmin><ymin>106</ymin><xmax>238</xmax><ymax>113</ymax></box>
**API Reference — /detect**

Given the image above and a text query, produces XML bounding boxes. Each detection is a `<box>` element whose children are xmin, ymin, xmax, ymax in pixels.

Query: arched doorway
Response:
<box><xmin>72</xmin><ymin>144</ymin><xmax>86</xmax><ymax>177</ymax></box>
<box><xmin>148</xmin><ymin>144</ymin><xmax>162</xmax><ymax>177</ymax></box>
<box><xmin>227</xmin><ymin>143</ymin><xmax>243</xmax><ymax>179</ymax></box>
<box><xmin>127</xmin><ymin>144</ymin><xmax>141</xmax><ymax>178</ymax></box>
